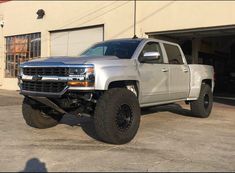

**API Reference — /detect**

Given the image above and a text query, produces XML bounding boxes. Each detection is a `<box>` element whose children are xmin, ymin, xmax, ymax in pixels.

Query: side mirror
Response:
<box><xmin>140</xmin><ymin>52</ymin><xmax>161</xmax><ymax>63</ymax></box>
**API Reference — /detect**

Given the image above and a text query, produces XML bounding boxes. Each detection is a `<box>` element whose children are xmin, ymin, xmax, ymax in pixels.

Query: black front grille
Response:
<box><xmin>22</xmin><ymin>81</ymin><xmax>67</xmax><ymax>93</ymax></box>
<box><xmin>23</xmin><ymin>67</ymin><xmax>69</xmax><ymax>76</ymax></box>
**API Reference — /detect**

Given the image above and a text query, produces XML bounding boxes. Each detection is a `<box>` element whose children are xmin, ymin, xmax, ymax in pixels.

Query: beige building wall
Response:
<box><xmin>0</xmin><ymin>1</ymin><xmax>235</xmax><ymax>90</ymax></box>
<box><xmin>137</xmin><ymin>1</ymin><xmax>235</xmax><ymax>34</ymax></box>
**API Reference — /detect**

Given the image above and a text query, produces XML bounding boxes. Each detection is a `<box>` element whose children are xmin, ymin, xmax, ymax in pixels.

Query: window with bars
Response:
<box><xmin>5</xmin><ymin>33</ymin><xmax>41</xmax><ymax>78</ymax></box>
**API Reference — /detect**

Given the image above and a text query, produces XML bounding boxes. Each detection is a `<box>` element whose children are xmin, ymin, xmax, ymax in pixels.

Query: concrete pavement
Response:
<box><xmin>0</xmin><ymin>90</ymin><xmax>234</xmax><ymax>172</ymax></box>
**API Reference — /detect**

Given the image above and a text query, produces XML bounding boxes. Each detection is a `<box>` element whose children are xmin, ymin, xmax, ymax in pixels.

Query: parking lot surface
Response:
<box><xmin>0</xmin><ymin>90</ymin><xmax>234</xmax><ymax>172</ymax></box>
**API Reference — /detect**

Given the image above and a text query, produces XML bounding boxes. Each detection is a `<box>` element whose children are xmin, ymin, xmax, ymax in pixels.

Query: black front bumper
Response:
<box><xmin>20</xmin><ymin>86</ymin><xmax>68</xmax><ymax>98</ymax></box>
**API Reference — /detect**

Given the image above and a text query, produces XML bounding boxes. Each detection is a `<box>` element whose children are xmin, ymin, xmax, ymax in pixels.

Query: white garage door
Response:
<box><xmin>50</xmin><ymin>26</ymin><xmax>104</xmax><ymax>56</ymax></box>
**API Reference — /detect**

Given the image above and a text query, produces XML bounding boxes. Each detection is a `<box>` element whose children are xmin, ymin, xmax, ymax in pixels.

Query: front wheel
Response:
<box><xmin>22</xmin><ymin>97</ymin><xmax>63</xmax><ymax>129</ymax></box>
<box><xmin>94</xmin><ymin>88</ymin><xmax>141</xmax><ymax>144</ymax></box>
<box><xmin>190</xmin><ymin>84</ymin><xmax>213</xmax><ymax>118</ymax></box>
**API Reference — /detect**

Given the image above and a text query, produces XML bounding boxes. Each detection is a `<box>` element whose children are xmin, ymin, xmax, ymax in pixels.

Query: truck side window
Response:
<box><xmin>164</xmin><ymin>44</ymin><xmax>183</xmax><ymax>64</ymax></box>
<box><xmin>139</xmin><ymin>42</ymin><xmax>163</xmax><ymax>63</ymax></box>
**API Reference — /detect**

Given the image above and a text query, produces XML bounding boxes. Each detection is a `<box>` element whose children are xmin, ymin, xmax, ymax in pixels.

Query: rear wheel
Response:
<box><xmin>94</xmin><ymin>88</ymin><xmax>140</xmax><ymax>144</ymax></box>
<box><xmin>22</xmin><ymin>97</ymin><xmax>63</xmax><ymax>129</ymax></box>
<box><xmin>190</xmin><ymin>84</ymin><xmax>213</xmax><ymax>118</ymax></box>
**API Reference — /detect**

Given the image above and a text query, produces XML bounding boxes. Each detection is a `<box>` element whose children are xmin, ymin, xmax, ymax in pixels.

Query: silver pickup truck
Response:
<box><xmin>19</xmin><ymin>38</ymin><xmax>214</xmax><ymax>144</ymax></box>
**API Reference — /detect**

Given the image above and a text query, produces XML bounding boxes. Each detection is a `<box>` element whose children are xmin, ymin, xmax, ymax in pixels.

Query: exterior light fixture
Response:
<box><xmin>36</xmin><ymin>9</ymin><xmax>45</xmax><ymax>19</ymax></box>
<box><xmin>0</xmin><ymin>20</ymin><xmax>4</xmax><ymax>28</ymax></box>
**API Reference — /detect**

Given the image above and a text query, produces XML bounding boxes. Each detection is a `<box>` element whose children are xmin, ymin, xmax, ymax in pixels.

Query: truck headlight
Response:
<box><xmin>68</xmin><ymin>66</ymin><xmax>95</xmax><ymax>87</ymax></box>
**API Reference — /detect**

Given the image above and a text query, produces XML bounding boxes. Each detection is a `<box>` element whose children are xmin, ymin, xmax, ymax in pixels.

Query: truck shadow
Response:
<box><xmin>60</xmin><ymin>103</ymin><xmax>196</xmax><ymax>141</ymax></box>
<box><xmin>141</xmin><ymin>103</ymin><xmax>196</xmax><ymax>118</ymax></box>
<box><xmin>60</xmin><ymin>115</ymin><xmax>101</xmax><ymax>141</ymax></box>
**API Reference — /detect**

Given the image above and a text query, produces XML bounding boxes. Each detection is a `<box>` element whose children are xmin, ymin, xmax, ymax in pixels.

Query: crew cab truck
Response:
<box><xmin>18</xmin><ymin>38</ymin><xmax>214</xmax><ymax>144</ymax></box>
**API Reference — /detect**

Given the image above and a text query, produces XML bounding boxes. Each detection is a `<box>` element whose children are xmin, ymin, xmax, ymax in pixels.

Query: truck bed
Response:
<box><xmin>188</xmin><ymin>64</ymin><xmax>214</xmax><ymax>100</ymax></box>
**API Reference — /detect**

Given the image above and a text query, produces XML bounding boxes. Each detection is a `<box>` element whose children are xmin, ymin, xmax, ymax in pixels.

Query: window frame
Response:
<box><xmin>138</xmin><ymin>41</ymin><xmax>166</xmax><ymax>64</ymax></box>
<box><xmin>163</xmin><ymin>43</ymin><xmax>185</xmax><ymax>65</ymax></box>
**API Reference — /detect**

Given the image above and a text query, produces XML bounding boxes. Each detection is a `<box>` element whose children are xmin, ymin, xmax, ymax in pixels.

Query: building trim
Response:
<box><xmin>146</xmin><ymin>24</ymin><xmax>235</xmax><ymax>36</ymax></box>
<box><xmin>4</xmin><ymin>32</ymin><xmax>41</xmax><ymax>38</ymax></box>
<box><xmin>49</xmin><ymin>24</ymin><xmax>104</xmax><ymax>35</ymax></box>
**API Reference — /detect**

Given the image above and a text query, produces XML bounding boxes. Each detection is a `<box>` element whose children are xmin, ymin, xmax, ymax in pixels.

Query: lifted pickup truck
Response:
<box><xmin>19</xmin><ymin>38</ymin><xmax>214</xmax><ymax>144</ymax></box>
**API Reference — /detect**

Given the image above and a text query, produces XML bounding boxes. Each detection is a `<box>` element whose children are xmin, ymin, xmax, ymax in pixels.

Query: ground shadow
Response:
<box><xmin>141</xmin><ymin>103</ymin><xmax>197</xmax><ymax>118</ymax></box>
<box><xmin>20</xmin><ymin>158</ymin><xmax>47</xmax><ymax>172</ymax></box>
<box><xmin>60</xmin><ymin>114</ymin><xmax>101</xmax><ymax>141</ymax></box>
<box><xmin>59</xmin><ymin>103</ymin><xmax>197</xmax><ymax>141</ymax></box>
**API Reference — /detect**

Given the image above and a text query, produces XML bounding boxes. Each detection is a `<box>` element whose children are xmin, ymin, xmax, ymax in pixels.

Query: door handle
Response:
<box><xmin>183</xmin><ymin>69</ymin><xmax>188</xmax><ymax>73</ymax></box>
<box><xmin>161</xmin><ymin>68</ymin><xmax>169</xmax><ymax>72</ymax></box>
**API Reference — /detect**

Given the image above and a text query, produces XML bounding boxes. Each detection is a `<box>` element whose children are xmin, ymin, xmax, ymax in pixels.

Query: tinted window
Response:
<box><xmin>83</xmin><ymin>46</ymin><xmax>107</xmax><ymax>57</ymax></box>
<box><xmin>81</xmin><ymin>40</ymin><xmax>141</xmax><ymax>59</ymax></box>
<box><xmin>139</xmin><ymin>42</ymin><xmax>163</xmax><ymax>63</ymax></box>
<box><xmin>164</xmin><ymin>44</ymin><xmax>183</xmax><ymax>64</ymax></box>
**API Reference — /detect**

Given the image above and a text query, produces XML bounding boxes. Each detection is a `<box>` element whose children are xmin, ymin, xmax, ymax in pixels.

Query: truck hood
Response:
<box><xmin>21</xmin><ymin>56</ymin><xmax>123</xmax><ymax>66</ymax></box>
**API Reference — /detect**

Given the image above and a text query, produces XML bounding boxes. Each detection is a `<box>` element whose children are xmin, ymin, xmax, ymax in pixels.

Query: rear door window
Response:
<box><xmin>164</xmin><ymin>44</ymin><xmax>183</xmax><ymax>64</ymax></box>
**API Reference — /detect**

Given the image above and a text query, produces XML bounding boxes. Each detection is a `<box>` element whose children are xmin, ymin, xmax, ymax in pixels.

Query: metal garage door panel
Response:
<box><xmin>68</xmin><ymin>27</ymin><xmax>103</xmax><ymax>56</ymax></box>
<box><xmin>50</xmin><ymin>27</ymin><xmax>103</xmax><ymax>56</ymax></box>
<box><xmin>50</xmin><ymin>31</ymin><xmax>69</xmax><ymax>56</ymax></box>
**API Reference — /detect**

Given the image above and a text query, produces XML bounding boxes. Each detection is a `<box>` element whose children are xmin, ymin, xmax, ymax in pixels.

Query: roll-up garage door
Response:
<box><xmin>50</xmin><ymin>26</ymin><xmax>104</xmax><ymax>56</ymax></box>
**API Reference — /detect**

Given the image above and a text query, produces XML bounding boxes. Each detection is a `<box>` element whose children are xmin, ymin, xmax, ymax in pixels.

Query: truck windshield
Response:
<box><xmin>80</xmin><ymin>40</ymin><xmax>141</xmax><ymax>59</ymax></box>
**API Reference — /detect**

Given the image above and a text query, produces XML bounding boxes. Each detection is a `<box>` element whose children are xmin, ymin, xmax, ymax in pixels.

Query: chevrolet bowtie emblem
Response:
<box><xmin>32</xmin><ymin>75</ymin><xmax>42</xmax><ymax>81</ymax></box>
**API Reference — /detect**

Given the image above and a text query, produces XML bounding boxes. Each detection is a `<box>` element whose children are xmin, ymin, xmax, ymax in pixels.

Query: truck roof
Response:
<box><xmin>101</xmin><ymin>38</ymin><xmax>178</xmax><ymax>46</ymax></box>
<box><xmin>102</xmin><ymin>38</ymin><xmax>144</xmax><ymax>43</ymax></box>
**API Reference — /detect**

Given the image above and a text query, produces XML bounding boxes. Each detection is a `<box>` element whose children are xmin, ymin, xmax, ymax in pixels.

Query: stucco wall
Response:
<box><xmin>0</xmin><ymin>1</ymin><xmax>235</xmax><ymax>90</ymax></box>
<box><xmin>137</xmin><ymin>1</ymin><xmax>235</xmax><ymax>33</ymax></box>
